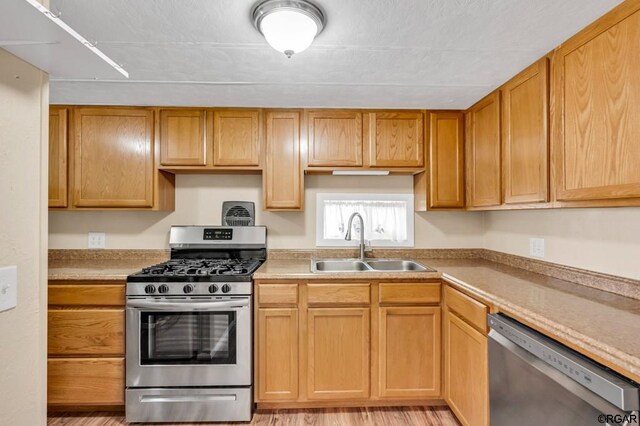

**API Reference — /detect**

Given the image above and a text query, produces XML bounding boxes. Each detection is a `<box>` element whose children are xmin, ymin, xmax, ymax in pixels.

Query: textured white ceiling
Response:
<box><xmin>49</xmin><ymin>0</ymin><xmax>623</xmax><ymax>109</ymax></box>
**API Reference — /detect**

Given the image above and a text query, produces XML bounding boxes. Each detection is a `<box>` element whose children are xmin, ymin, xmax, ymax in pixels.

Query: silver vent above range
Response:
<box><xmin>222</xmin><ymin>201</ymin><xmax>255</xmax><ymax>226</ymax></box>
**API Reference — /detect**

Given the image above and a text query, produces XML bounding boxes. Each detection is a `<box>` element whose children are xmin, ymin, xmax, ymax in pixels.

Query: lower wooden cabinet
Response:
<box><xmin>257</xmin><ymin>308</ymin><xmax>299</xmax><ymax>401</ymax></box>
<box><xmin>48</xmin><ymin>280</ymin><xmax>126</xmax><ymax>410</ymax></box>
<box><xmin>255</xmin><ymin>280</ymin><xmax>443</xmax><ymax>406</ymax></box>
<box><xmin>379</xmin><ymin>306</ymin><xmax>440</xmax><ymax>398</ymax></box>
<box><xmin>444</xmin><ymin>286</ymin><xmax>489</xmax><ymax>426</ymax></box>
<box><xmin>307</xmin><ymin>308</ymin><xmax>370</xmax><ymax>400</ymax></box>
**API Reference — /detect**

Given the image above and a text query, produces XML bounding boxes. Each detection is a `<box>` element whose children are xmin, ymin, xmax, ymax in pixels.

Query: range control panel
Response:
<box><xmin>203</xmin><ymin>228</ymin><xmax>233</xmax><ymax>240</ymax></box>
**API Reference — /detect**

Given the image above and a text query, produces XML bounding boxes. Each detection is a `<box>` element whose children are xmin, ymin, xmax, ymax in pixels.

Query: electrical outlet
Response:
<box><xmin>0</xmin><ymin>266</ymin><xmax>17</xmax><ymax>312</ymax></box>
<box><xmin>88</xmin><ymin>232</ymin><xmax>106</xmax><ymax>249</ymax></box>
<box><xmin>529</xmin><ymin>238</ymin><xmax>545</xmax><ymax>258</ymax></box>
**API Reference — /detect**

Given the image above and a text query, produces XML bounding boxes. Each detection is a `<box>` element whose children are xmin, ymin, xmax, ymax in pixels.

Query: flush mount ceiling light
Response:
<box><xmin>252</xmin><ymin>0</ymin><xmax>325</xmax><ymax>58</ymax></box>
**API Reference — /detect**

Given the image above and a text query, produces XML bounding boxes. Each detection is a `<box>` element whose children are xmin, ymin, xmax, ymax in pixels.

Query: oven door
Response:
<box><xmin>126</xmin><ymin>296</ymin><xmax>251</xmax><ymax>387</ymax></box>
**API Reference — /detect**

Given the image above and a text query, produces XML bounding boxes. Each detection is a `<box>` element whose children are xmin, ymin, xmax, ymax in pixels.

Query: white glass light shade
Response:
<box><xmin>259</xmin><ymin>10</ymin><xmax>318</xmax><ymax>57</ymax></box>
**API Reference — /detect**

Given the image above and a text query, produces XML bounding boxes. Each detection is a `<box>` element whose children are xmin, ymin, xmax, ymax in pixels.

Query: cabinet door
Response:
<box><xmin>48</xmin><ymin>358</ymin><xmax>124</xmax><ymax>406</ymax></box>
<box><xmin>503</xmin><ymin>58</ymin><xmax>549</xmax><ymax>204</ymax></box>
<box><xmin>369</xmin><ymin>112</ymin><xmax>424</xmax><ymax>167</ymax></box>
<box><xmin>307</xmin><ymin>308</ymin><xmax>370</xmax><ymax>400</ymax></box>
<box><xmin>213</xmin><ymin>110</ymin><xmax>260</xmax><ymax>167</ymax></box>
<box><xmin>378</xmin><ymin>306</ymin><xmax>440</xmax><ymax>398</ymax></box>
<box><xmin>263</xmin><ymin>111</ymin><xmax>303</xmax><ymax>210</ymax></box>
<box><xmin>159</xmin><ymin>109</ymin><xmax>206</xmax><ymax>166</ymax></box>
<box><xmin>73</xmin><ymin>108</ymin><xmax>154</xmax><ymax>208</ymax></box>
<box><xmin>307</xmin><ymin>110</ymin><xmax>363</xmax><ymax>167</ymax></box>
<box><xmin>467</xmin><ymin>92</ymin><xmax>501</xmax><ymax>207</ymax></box>
<box><xmin>553</xmin><ymin>4</ymin><xmax>640</xmax><ymax>202</ymax></box>
<box><xmin>49</xmin><ymin>107</ymin><xmax>68</xmax><ymax>207</ymax></box>
<box><xmin>257</xmin><ymin>308</ymin><xmax>298</xmax><ymax>401</ymax></box>
<box><xmin>444</xmin><ymin>309</ymin><xmax>488</xmax><ymax>426</ymax></box>
<box><xmin>429</xmin><ymin>112</ymin><xmax>465</xmax><ymax>208</ymax></box>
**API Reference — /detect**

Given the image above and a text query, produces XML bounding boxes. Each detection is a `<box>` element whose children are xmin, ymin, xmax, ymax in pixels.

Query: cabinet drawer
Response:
<box><xmin>48</xmin><ymin>309</ymin><xmax>124</xmax><ymax>356</ymax></box>
<box><xmin>48</xmin><ymin>358</ymin><xmax>124</xmax><ymax>406</ymax></box>
<box><xmin>258</xmin><ymin>283</ymin><xmax>298</xmax><ymax>306</ymax></box>
<box><xmin>307</xmin><ymin>283</ymin><xmax>370</xmax><ymax>306</ymax></box>
<box><xmin>49</xmin><ymin>283</ymin><xmax>125</xmax><ymax>306</ymax></box>
<box><xmin>379</xmin><ymin>283</ymin><xmax>440</xmax><ymax>305</ymax></box>
<box><xmin>444</xmin><ymin>286</ymin><xmax>488</xmax><ymax>332</ymax></box>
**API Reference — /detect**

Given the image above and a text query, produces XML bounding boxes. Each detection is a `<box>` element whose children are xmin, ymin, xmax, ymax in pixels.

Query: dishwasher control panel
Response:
<box><xmin>488</xmin><ymin>314</ymin><xmax>639</xmax><ymax>412</ymax></box>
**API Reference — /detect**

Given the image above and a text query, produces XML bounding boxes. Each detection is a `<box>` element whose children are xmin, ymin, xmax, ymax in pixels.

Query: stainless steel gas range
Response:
<box><xmin>125</xmin><ymin>225</ymin><xmax>266</xmax><ymax>423</ymax></box>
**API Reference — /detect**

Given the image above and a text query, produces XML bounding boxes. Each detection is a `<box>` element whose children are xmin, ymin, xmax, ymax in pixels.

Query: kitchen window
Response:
<box><xmin>316</xmin><ymin>193</ymin><xmax>414</xmax><ymax>247</ymax></box>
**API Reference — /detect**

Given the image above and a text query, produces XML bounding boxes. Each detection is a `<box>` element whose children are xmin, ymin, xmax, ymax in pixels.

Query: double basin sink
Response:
<box><xmin>311</xmin><ymin>259</ymin><xmax>435</xmax><ymax>273</ymax></box>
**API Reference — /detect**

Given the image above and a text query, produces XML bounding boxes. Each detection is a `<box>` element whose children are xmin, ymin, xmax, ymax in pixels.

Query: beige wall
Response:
<box><xmin>484</xmin><ymin>208</ymin><xmax>640</xmax><ymax>280</ymax></box>
<box><xmin>0</xmin><ymin>49</ymin><xmax>48</xmax><ymax>425</ymax></box>
<box><xmin>49</xmin><ymin>174</ymin><xmax>485</xmax><ymax>249</ymax></box>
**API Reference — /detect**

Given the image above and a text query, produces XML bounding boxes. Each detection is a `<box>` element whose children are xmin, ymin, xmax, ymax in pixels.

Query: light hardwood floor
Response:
<box><xmin>48</xmin><ymin>407</ymin><xmax>460</xmax><ymax>425</ymax></box>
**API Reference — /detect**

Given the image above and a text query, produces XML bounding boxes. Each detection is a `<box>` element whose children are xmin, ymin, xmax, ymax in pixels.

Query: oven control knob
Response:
<box><xmin>209</xmin><ymin>284</ymin><xmax>219</xmax><ymax>294</ymax></box>
<box><xmin>158</xmin><ymin>284</ymin><xmax>169</xmax><ymax>294</ymax></box>
<box><xmin>221</xmin><ymin>284</ymin><xmax>231</xmax><ymax>293</ymax></box>
<box><xmin>183</xmin><ymin>284</ymin><xmax>194</xmax><ymax>294</ymax></box>
<box><xmin>144</xmin><ymin>284</ymin><xmax>156</xmax><ymax>294</ymax></box>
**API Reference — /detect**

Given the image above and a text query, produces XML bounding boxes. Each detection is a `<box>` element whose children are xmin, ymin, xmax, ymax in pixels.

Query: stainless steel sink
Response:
<box><xmin>311</xmin><ymin>259</ymin><xmax>435</xmax><ymax>273</ymax></box>
<box><xmin>312</xmin><ymin>260</ymin><xmax>370</xmax><ymax>272</ymax></box>
<box><xmin>366</xmin><ymin>259</ymin><xmax>434</xmax><ymax>272</ymax></box>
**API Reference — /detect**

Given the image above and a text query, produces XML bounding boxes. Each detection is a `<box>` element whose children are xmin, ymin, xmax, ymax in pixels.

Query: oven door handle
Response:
<box><xmin>126</xmin><ymin>299</ymin><xmax>249</xmax><ymax>311</ymax></box>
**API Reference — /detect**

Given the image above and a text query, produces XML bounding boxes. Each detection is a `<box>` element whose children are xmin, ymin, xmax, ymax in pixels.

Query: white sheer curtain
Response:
<box><xmin>323</xmin><ymin>200</ymin><xmax>408</xmax><ymax>242</ymax></box>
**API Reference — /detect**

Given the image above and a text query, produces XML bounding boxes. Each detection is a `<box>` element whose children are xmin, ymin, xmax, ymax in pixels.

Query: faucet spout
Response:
<box><xmin>345</xmin><ymin>212</ymin><xmax>366</xmax><ymax>261</ymax></box>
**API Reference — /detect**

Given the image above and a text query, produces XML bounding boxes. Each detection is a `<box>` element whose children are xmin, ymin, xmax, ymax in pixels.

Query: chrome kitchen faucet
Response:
<box><xmin>345</xmin><ymin>212</ymin><xmax>366</xmax><ymax>261</ymax></box>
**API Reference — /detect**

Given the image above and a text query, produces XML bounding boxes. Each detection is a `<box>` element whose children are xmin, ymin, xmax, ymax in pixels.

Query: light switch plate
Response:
<box><xmin>88</xmin><ymin>232</ymin><xmax>106</xmax><ymax>249</ymax></box>
<box><xmin>529</xmin><ymin>238</ymin><xmax>545</xmax><ymax>258</ymax></box>
<box><xmin>0</xmin><ymin>266</ymin><xmax>17</xmax><ymax>312</ymax></box>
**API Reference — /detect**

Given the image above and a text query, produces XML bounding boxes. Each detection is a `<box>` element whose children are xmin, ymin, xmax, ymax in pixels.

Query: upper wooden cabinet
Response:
<box><xmin>466</xmin><ymin>92</ymin><xmax>501</xmax><ymax>207</ymax></box>
<box><xmin>49</xmin><ymin>107</ymin><xmax>68</xmax><ymax>208</ymax></box>
<box><xmin>428</xmin><ymin>111</ymin><xmax>465</xmax><ymax>209</ymax></box>
<box><xmin>73</xmin><ymin>108</ymin><xmax>155</xmax><ymax>208</ymax></box>
<box><xmin>213</xmin><ymin>109</ymin><xmax>261</xmax><ymax>167</ymax></box>
<box><xmin>306</xmin><ymin>110</ymin><xmax>363</xmax><ymax>167</ymax></box>
<box><xmin>368</xmin><ymin>111</ymin><xmax>424</xmax><ymax>167</ymax></box>
<box><xmin>502</xmin><ymin>58</ymin><xmax>549</xmax><ymax>204</ymax></box>
<box><xmin>159</xmin><ymin>109</ymin><xmax>206</xmax><ymax>166</ymax></box>
<box><xmin>263</xmin><ymin>110</ymin><xmax>303</xmax><ymax>211</ymax></box>
<box><xmin>552</xmin><ymin>2</ymin><xmax>640</xmax><ymax>203</ymax></box>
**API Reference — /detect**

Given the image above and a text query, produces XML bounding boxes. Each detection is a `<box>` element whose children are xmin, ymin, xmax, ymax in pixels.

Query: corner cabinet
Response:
<box><xmin>254</xmin><ymin>280</ymin><xmax>442</xmax><ymax>407</ymax></box>
<box><xmin>263</xmin><ymin>110</ymin><xmax>304</xmax><ymax>211</ymax></box>
<box><xmin>49</xmin><ymin>107</ymin><xmax>68</xmax><ymax>208</ymax></box>
<box><xmin>466</xmin><ymin>92</ymin><xmax>502</xmax><ymax>207</ymax></box>
<box><xmin>443</xmin><ymin>285</ymin><xmax>489</xmax><ymax>426</ymax></box>
<box><xmin>552</xmin><ymin>2</ymin><xmax>640</xmax><ymax>204</ymax></box>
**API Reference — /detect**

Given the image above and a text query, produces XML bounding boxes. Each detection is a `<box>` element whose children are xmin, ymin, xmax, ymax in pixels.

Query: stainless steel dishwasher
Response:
<box><xmin>488</xmin><ymin>314</ymin><xmax>640</xmax><ymax>426</ymax></box>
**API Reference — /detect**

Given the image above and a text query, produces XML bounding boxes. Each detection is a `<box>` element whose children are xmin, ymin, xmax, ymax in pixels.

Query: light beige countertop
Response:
<box><xmin>255</xmin><ymin>257</ymin><xmax>640</xmax><ymax>382</ymax></box>
<box><xmin>48</xmin><ymin>259</ymin><xmax>165</xmax><ymax>281</ymax></box>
